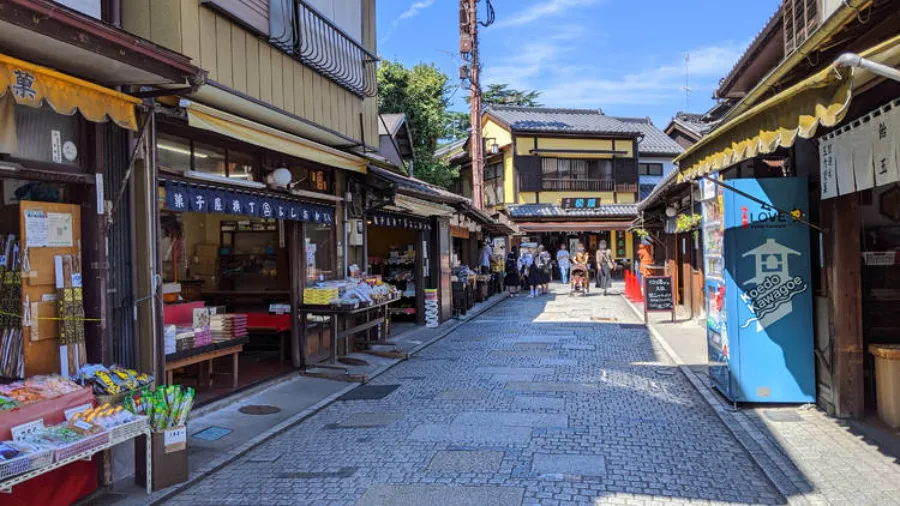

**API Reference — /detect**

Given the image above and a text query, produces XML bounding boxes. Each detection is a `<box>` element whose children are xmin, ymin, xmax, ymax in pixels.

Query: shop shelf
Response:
<box><xmin>0</xmin><ymin>450</ymin><xmax>53</xmax><ymax>481</ymax></box>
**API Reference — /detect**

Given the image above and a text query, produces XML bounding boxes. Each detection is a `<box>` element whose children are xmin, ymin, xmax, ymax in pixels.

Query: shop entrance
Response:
<box><xmin>367</xmin><ymin>225</ymin><xmax>421</xmax><ymax>336</ymax></box>
<box><xmin>160</xmin><ymin>211</ymin><xmax>295</xmax><ymax>405</ymax></box>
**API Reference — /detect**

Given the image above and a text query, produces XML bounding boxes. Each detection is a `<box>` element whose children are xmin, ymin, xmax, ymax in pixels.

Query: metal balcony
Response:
<box><xmin>270</xmin><ymin>0</ymin><xmax>378</xmax><ymax>97</ymax></box>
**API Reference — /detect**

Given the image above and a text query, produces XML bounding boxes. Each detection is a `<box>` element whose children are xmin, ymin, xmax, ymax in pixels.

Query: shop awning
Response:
<box><xmin>0</xmin><ymin>52</ymin><xmax>140</xmax><ymax>130</ymax></box>
<box><xmin>185</xmin><ymin>101</ymin><xmax>367</xmax><ymax>174</ymax></box>
<box><xmin>676</xmin><ymin>34</ymin><xmax>900</xmax><ymax>182</ymax></box>
<box><xmin>517</xmin><ymin>221</ymin><xmax>632</xmax><ymax>233</ymax></box>
<box><xmin>391</xmin><ymin>194</ymin><xmax>455</xmax><ymax>217</ymax></box>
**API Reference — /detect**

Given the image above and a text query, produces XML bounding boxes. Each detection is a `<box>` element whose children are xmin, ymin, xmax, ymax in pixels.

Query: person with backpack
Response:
<box><xmin>596</xmin><ymin>244</ymin><xmax>615</xmax><ymax>295</ymax></box>
<box><xmin>504</xmin><ymin>246</ymin><xmax>521</xmax><ymax>297</ymax></box>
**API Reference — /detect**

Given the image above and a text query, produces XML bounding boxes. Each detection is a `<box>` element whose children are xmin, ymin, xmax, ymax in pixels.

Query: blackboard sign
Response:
<box><xmin>644</xmin><ymin>276</ymin><xmax>675</xmax><ymax>322</ymax></box>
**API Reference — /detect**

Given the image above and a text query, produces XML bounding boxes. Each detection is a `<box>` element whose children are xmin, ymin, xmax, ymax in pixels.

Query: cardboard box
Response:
<box><xmin>135</xmin><ymin>426</ymin><xmax>188</xmax><ymax>491</ymax></box>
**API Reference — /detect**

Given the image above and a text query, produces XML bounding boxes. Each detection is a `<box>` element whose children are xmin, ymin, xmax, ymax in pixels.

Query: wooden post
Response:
<box><xmin>290</xmin><ymin>221</ymin><xmax>304</xmax><ymax>368</ymax></box>
<box><xmin>829</xmin><ymin>194</ymin><xmax>864</xmax><ymax>418</ymax></box>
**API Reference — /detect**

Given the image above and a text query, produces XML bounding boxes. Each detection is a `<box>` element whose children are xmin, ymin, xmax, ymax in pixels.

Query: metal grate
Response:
<box><xmin>338</xmin><ymin>384</ymin><xmax>400</xmax><ymax>401</ymax></box>
<box><xmin>269</xmin><ymin>0</ymin><xmax>377</xmax><ymax>97</ymax></box>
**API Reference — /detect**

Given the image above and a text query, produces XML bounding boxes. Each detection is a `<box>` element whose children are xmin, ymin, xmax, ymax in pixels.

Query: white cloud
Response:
<box><xmin>399</xmin><ymin>0</ymin><xmax>436</xmax><ymax>20</ymax></box>
<box><xmin>495</xmin><ymin>0</ymin><xmax>604</xmax><ymax>28</ymax></box>
<box><xmin>484</xmin><ymin>36</ymin><xmax>745</xmax><ymax>111</ymax></box>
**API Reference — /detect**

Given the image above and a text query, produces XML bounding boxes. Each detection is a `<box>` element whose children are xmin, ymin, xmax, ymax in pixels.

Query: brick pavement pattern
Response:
<box><xmin>164</xmin><ymin>288</ymin><xmax>785</xmax><ymax>506</ymax></box>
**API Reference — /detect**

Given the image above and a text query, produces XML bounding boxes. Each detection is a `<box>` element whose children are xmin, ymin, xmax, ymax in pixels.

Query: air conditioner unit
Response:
<box><xmin>349</xmin><ymin>219</ymin><xmax>364</xmax><ymax>246</ymax></box>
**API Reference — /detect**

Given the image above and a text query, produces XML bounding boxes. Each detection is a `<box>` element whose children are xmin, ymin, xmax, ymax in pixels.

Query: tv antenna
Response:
<box><xmin>682</xmin><ymin>52</ymin><xmax>692</xmax><ymax>111</ymax></box>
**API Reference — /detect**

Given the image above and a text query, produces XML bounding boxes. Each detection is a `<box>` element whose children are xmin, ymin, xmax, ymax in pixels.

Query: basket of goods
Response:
<box><xmin>74</xmin><ymin>364</ymin><xmax>155</xmax><ymax>405</ymax></box>
<box><xmin>0</xmin><ymin>442</ymin><xmax>53</xmax><ymax>480</ymax></box>
<box><xmin>66</xmin><ymin>403</ymin><xmax>146</xmax><ymax>443</ymax></box>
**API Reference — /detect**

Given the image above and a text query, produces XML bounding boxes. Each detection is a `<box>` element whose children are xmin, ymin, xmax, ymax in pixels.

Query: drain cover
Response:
<box><xmin>239</xmin><ymin>405</ymin><xmax>281</xmax><ymax>415</ymax></box>
<box><xmin>192</xmin><ymin>426</ymin><xmax>233</xmax><ymax>441</ymax></box>
<box><xmin>338</xmin><ymin>357</ymin><xmax>369</xmax><ymax>366</ymax></box>
<box><xmin>338</xmin><ymin>384</ymin><xmax>400</xmax><ymax>401</ymax></box>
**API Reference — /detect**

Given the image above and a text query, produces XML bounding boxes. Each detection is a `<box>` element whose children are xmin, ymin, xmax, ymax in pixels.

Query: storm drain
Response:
<box><xmin>338</xmin><ymin>357</ymin><xmax>370</xmax><ymax>366</ymax></box>
<box><xmin>277</xmin><ymin>467</ymin><xmax>358</xmax><ymax>479</ymax></box>
<box><xmin>239</xmin><ymin>405</ymin><xmax>281</xmax><ymax>415</ymax></box>
<box><xmin>192</xmin><ymin>426</ymin><xmax>233</xmax><ymax>441</ymax></box>
<box><xmin>338</xmin><ymin>384</ymin><xmax>400</xmax><ymax>401</ymax></box>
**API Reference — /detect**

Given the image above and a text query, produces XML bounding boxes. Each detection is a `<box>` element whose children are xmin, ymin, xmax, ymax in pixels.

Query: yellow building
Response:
<box><xmin>463</xmin><ymin>106</ymin><xmax>683</xmax><ymax>263</ymax></box>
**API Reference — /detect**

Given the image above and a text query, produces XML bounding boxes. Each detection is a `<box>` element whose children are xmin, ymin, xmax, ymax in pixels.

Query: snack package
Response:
<box><xmin>0</xmin><ymin>443</ymin><xmax>21</xmax><ymax>461</ymax></box>
<box><xmin>0</xmin><ymin>395</ymin><xmax>18</xmax><ymax>411</ymax></box>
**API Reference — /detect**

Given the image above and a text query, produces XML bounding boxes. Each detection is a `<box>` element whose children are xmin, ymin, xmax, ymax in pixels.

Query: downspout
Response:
<box><xmin>833</xmin><ymin>52</ymin><xmax>900</xmax><ymax>83</ymax></box>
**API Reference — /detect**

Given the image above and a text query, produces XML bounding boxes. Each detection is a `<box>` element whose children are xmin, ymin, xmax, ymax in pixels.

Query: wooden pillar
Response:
<box><xmin>828</xmin><ymin>194</ymin><xmax>864</xmax><ymax>418</ymax></box>
<box><xmin>414</xmin><ymin>230</ymin><xmax>425</xmax><ymax>324</ymax></box>
<box><xmin>433</xmin><ymin>217</ymin><xmax>452</xmax><ymax>322</ymax></box>
<box><xmin>289</xmin><ymin>221</ymin><xmax>304</xmax><ymax>368</ymax></box>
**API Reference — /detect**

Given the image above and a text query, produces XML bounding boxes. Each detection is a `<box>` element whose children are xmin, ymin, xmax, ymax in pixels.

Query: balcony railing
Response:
<box><xmin>541</xmin><ymin>178</ymin><xmax>616</xmax><ymax>192</ymax></box>
<box><xmin>270</xmin><ymin>0</ymin><xmax>378</xmax><ymax>97</ymax></box>
<box><xmin>616</xmin><ymin>183</ymin><xmax>638</xmax><ymax>193</ymax></box>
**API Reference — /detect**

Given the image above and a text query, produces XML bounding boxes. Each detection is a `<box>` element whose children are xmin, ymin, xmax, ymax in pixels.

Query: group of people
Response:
<box><xmin>503</xmin><ymin>244</ymin><xmax>553</xmax><ymax>298</ymax></box>
<box><xmin>503</xmin><ymin>241</ymin><xmax>618</xmax><ymax>298</ymax></box>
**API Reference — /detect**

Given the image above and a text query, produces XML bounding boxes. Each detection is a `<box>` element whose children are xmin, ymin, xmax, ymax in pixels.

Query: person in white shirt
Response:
<box><xmin>556</xmin><ymin>244</ymin><xmax>571</xmax><ymax>285</ymax></box>
<box><xmin>479</xmin><ymin>241</ymin><xmax>493</xmax><ymax>275</ymax></box>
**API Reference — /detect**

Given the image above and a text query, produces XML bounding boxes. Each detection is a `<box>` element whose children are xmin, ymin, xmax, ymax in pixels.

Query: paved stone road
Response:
<box><xmin>165</xmin><ymin>288</ymin><xmax>784</xmax><ymax>506</ymax></box>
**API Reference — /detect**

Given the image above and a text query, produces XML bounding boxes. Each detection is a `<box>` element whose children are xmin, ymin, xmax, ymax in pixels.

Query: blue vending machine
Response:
<box><xmin>701</xmin><ymin>176</ymin><xmax>815</xmax><ymax>403</ymax></box>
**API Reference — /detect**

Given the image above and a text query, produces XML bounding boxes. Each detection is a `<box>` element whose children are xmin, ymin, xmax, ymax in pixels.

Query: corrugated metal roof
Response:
<box><xmin>507</xmin><ymin>203</ymin><xmax>637</xmax><ymax>219</ymax></box>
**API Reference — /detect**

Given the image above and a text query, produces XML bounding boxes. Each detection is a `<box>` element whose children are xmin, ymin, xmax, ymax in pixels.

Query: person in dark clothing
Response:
<box><xmin>504</xmin><ymin>247</ymin><xmax>521</xmax><ymax>297</ymax></box>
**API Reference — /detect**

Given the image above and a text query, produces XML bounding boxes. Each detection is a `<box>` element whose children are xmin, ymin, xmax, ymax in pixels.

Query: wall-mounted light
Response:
<box><xmin>665</xmin><ymin>206</ymin><xmax>677</xmax><ymax>217</ymax></box>
<box><xmin>483</xmin><ymin>137</ymin><xmax>499</xmax><ymax>155</ymax></box>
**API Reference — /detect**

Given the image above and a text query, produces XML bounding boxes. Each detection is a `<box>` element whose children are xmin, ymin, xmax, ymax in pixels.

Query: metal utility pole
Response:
<box><xmin>461</xmin><ymin>0</ymin><xmax>484</xmax><ymax>209</ymax></box>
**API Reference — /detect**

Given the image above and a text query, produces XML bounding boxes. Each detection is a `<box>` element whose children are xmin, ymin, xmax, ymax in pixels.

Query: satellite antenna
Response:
<box><xmin>682</xmin><ymin>52</ymin><xmax>692</xmax><ymax>110</ymax></box>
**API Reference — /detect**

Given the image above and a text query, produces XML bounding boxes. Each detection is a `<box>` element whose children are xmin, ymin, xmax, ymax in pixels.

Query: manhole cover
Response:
<box><xmin>339</xmin><ymin>357</ymin><xmax>369</xmax><ymax>366</ymax></box>
<box><xmin>239</xmin><ymin>405</ymin><xmax>281</xmax><ymax>415</ymax></box>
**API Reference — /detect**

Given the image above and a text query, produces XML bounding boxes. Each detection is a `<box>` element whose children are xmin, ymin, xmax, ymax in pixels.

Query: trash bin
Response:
<box><xmin>869</xmin><ymin>344</ymin><xmax>900</xmax><ymax>428</ymax></box>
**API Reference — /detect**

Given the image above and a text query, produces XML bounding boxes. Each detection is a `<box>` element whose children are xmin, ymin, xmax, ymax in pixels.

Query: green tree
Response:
<box><xmin>377</xmin><ymin>60</ymin><xmax>457</xmax><ymax>187</ymax></box>
<box><xmin>466</xmin><ymin>83</ymin><xmax>542</xmax><ymax>108</ymax></box>
<box><xmin>445</xmin><ymin>111</ymin><xmax>471</xmax><ymax>141</ymax></box>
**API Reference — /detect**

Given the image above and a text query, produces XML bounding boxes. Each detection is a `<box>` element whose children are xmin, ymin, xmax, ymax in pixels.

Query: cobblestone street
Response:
<box><xmin>164</xmin><ymin>288</ymin><xmax>786</xmax><ymax>506</ymax></box>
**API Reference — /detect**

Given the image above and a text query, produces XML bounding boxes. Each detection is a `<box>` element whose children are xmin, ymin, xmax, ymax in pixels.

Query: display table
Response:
<box><xmin>0</xmin><ymin>418</ymin><xmax>152</xmax><ymax>495</ymax></box>
<box><xmin>165</xmin><ymin>338</ymin><xmax>248</xmax><ymax>387</ymax></box>
<box><xmin>245</xmin><ymin>313</ymin><xmax>292</xmax><ymax>362</ymax></box>
<box><xmin>300</xmin><ymin>297</ymin><xmax>399</xmax><ymax>369</ymax></box>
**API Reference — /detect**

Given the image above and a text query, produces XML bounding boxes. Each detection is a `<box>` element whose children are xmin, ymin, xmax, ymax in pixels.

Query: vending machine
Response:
<box><xmin>701</xmin><ymin>176</ymin><xmax>815</xmax><ymax>403</ymax></box>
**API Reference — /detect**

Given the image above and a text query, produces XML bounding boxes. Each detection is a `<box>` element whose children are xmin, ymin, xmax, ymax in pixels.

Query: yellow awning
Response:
<box><xmin>186</xmin><ymin>102</ymin><xmax>367</xmax><ymax>174</ymax></box>
<box><xmin>676</xmin><ymin>34</ymin><xmax>900</xmax><ymax>182</ymax></box>
<box><xmin>0</xmin><ymin>52</ymin><xmax>139</xmax><ymax>130</ymax></box>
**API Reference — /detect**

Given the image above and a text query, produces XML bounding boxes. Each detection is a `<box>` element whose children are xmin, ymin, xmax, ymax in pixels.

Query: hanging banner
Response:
<box><xmin>368</xmin><ymin>210</ymin><xmax>431</xmax><ymax>231</ymax></box>
<box><xmin>163</xmin><ymin>180</ymin><xmax>333</xmax><ymax>224</ymax></box>
<box><xmin>821</xmin><ymin>103</ymin><xmax>900</xmax><ymax>199</ymax></box>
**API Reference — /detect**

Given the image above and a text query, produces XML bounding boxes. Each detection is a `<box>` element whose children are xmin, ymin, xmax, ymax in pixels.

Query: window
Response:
<box><xmin>485</xmin><ymin>162</ymin><xmax>504</xmax><ymax>206</ymax></box>
<box><xmin>156</xmin><ymin>133</ymin><xmax>192</xmax><ymax>173</ymax></box>
<box><xmin>639</xmin><ymin>163</ymin><xmax>664</xmax><ymax>176</ymax></box>
<box><xmin>9</xmin><ymin>103</ymin><xmax>82</xmax><ymax>167</ymax></box>
<box><xmin>228</xmin><ymin>150</ymin><xmax>257</xmax><ymax>181</ymax></box>
<box><xmin>540</xmin><ymin>158</ymin><xmax>611</xmax><ymax>191</ymax></box>
<box><xmin>305</xmin><ymin>222</ymin><xmax>336</xmax><ymax>283</ymax></box>
<box><xmin>192</xmin><ymin>141</ymin><xmax>227</xmax><ymax>177</ymax></box>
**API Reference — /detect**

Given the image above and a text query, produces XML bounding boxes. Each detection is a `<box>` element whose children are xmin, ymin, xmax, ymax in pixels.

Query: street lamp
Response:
<box><xmin>483</xmin><ymin>137</ymin><xmax>499</xmax><ymax>156</ymax></box>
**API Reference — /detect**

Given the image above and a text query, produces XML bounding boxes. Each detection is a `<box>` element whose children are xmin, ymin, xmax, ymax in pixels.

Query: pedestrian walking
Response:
<box><xmin>521</xmin><ymin>247</ymin><xmax>539</xmax><ymax>298</ymax></box>
<box><xmin>504</xmin><ymin>247</ymin><xmax>520</xmax><ymax>297</ymax></box>
<box><xmin>596</xmin><ymin>246</ymin><xmax>614</xmax><ymax>295</ymax></box>
<box><xmin>479</xmin><ymin>240</ymin><xmax>493</xmax><ymax>275</ymax></box>
<box><xmin>556</xmin><ymin>244</ymin><xmax>570</xmax><ymax>285</ymax></box>
<box><xmin>538</xmin><ymin>245</ymin><xmax>552</xmax><ymax>295</ymax></box>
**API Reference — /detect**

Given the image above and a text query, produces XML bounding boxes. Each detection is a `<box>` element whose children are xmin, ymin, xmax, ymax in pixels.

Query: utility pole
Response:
<box><xmin>461</xmin><ymin>0</ymin><xmax>484</xmax><ymax>209</ymax></box>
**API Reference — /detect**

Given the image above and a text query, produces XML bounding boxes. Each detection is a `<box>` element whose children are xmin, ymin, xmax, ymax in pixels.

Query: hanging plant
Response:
<box><xmin>675</xmin><ymin>213</ymin><xmax>702</xmax><ymax>233</ymax></box>
<box><xmin>634</xmin><ymin>228</ymin><xmax>650</xmax><ymax>240</ymax></box>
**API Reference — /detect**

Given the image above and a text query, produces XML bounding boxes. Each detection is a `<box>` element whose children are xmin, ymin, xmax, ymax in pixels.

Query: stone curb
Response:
<box><xmin>143</xmin><ymin>293</ymin><xmax>510</xmax><ymax>505</ymax></box>
<box><xmin>620</xmin><ymin>296</ymin><xmax>804</xmax><ymax>505</ymax></box>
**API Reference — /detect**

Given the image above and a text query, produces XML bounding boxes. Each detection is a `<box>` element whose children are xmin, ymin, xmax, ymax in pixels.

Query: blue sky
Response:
<box><xmin>377</xmin><ymin>0</ymin><xmax>781</xmax><ymax>128</ymax></box>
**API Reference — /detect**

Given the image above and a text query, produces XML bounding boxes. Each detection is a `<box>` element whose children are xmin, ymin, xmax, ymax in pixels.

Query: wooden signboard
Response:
<box><xmin>20</xmin><ymin>201</ymin><xmax>82</xmax><ymax>377</ymax></box>
<box><xmin>644</xmin><ymin>275</ymin><xmax>675</xmax><ymax>323</ymax></box>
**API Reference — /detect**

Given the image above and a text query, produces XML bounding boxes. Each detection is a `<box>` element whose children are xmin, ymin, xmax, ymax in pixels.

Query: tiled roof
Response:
<box><xmin>613</xmin><ymin>117</ymin><xmax>685</xmax><ymax>156</ymax></box>
<box><xmin>378</xmin><ymin>113</ymin><xmax>406</xmax><ymax>136</ymax></box>
<box><xmin>368</xmin><ymin>165</ymin><xmax>468</xmax><ymax>204</ymax></box>
<box><xmin>434</xmin><ymin>137</ymin><xmax>467</xmax><ymax>159</ymax></box>
<box><xmin>640</xmin><ymin>183</ymin><xmax>657</xmax><ymax>200</ymax></box>
<box><xmin>486</xmin><ymin>106</ymin><xmax>641</xmax><ymax>136</ymax></box>
<box><xmin>507</xmin><ymin>203</ymin><xmax>637</xmax><ymax>219</ymax></box>
<box><xmin>637</xmin><ymin>168</ymin><xmax>683</xmax><ymax>212</ymax></box>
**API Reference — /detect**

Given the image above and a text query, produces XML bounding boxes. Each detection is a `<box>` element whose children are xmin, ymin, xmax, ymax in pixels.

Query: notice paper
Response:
<box><xmin>24</xmin><ymin>209</ymin><xmax>48</xmax><ymax>247</ymax></box>
<box><xmin>47</xmin><ymin>212</ymin><xmax>73</xmax><ymax>247</ymax></box>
